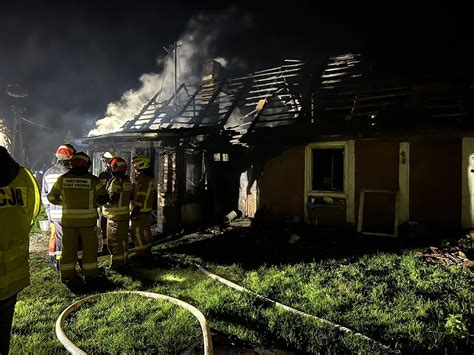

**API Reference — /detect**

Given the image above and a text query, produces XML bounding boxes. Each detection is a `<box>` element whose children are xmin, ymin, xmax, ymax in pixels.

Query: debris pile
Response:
<box><xmin>415</xmin><ymin>246</ymin><xmax>473</xmax><ymax>269</ymax></box>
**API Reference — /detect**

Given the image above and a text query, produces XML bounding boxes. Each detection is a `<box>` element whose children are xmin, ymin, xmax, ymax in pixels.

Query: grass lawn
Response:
<box><xmin>9</xmin><ymin>222</ymin><xmax>474</xmax><ymax>354</ymax></box>
<box><xmin>30</xmin><ymin>205</ymin><xmax>48</xmax><ymax>234</ymax></box>
<box><xmin>204</xmin><ymin>252</ymin><xmax>473</xmax><ymax>353</ymax></box>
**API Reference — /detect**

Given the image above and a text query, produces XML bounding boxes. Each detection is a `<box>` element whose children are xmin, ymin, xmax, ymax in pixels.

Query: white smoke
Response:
<box><xmin>88</xmin><ymin>73</ymin><xmax>160</xmax><ymax>136</ymax></box>
<box><xmin>89</xmin><ymin>8</ymin><xmax>247</xmax><ymax>136</ymax></box>
<box><xmin>0</xmin><ymin>118</ymin><xmax>12</xmax><ymax>152</ymax></box>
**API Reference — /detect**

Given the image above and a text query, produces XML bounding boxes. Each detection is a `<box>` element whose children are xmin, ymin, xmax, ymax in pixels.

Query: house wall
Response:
<box><xmin>461</xmin><ymin>137</ymin><xmax>474</xmax><ymax>228</ymax></box>
<box><xmin>258</xmin><ymin>136</ymin><xmax>463</xmax><ymax>231</ymax></box>
<box><xmin>355</xmin><ymin>140</ymin><xmax>400</xmax><ymax>233</ymax></box>
<box><xmin>258</xmin><ymin>145</ymin><xmax>305</xmax><ymax>220</ymax></box>
<box><xmin>409</xmin><ymin>137</ymin><xmax>461</xmax><ymax>228</ymax></box>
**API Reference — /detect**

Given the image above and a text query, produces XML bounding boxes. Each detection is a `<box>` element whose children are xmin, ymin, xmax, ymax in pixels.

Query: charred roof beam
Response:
<box><xmin>189</xmin><ymin>79</ymin><xmax>228</xmax><ymax>129</ymax></box>
<box><xmin>162</xmin><ymin>84</ymin><xmax>203</xmax><ymax>129</ymax></box>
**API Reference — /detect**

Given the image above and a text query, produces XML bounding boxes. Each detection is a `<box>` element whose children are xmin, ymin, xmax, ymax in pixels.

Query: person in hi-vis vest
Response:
<box><xmin>47</xmin><ymin>152</ymin><xmax>108</xmax><ymax>284</ymax></box>
<box><xmin>41</xmin><ymin>143</ymin><xmax>76</xmax><ymax>269</ymax></box>
<box><xmin>102</xmin><ymin>157</ymin><xmax>132</xmax><ymax>269</ymax></box>
<box><xmin>98</xmin><ymin>151</ymin><xmax>114</xmax><ymax>247</ymax></box>
<box><xmin>0</xmin><ymin>146</ymin><xmax>40</xmax><ymax>355</ymax></box>
<box><xmin>130</xmin><ymin>155</ymin><xmax>155</xmax><ymax>257</ymax></box>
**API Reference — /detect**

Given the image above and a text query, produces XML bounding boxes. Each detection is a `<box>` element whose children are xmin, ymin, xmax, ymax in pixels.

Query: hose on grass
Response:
<box><xmin>55</xmin><ymin>290</ymin><xmax>213</xmax><ymax>355</ymax></box>
<box><xmin>197</xmin><ymin>265</ymin><xmax>399</xmax><ymax>354</ymax></box>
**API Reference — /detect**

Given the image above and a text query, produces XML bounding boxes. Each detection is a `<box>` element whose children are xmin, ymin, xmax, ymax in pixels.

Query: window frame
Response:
<box><xmin>304</xmin><ymin>140</ymin><xmax>355</xmax><ymax>223</ymax></box>
<box><xmin>310</xmin><ymin>147</ymin><xmax>345</xmax><ymax>193</ymax></box>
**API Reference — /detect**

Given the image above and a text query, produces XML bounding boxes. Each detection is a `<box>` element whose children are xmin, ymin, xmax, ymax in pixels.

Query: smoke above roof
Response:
<box><xmin>0</xmin><ymin>118</ymin><xmax>12</xmax><ymax>151</ymax></box>
<box><xmin>89</xmin><ymin>8</ymin><xmax>250</xmax><ymax>136</ymax></box>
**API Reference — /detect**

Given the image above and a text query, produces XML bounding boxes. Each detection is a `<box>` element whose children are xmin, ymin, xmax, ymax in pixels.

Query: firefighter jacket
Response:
<box><xmin>131</xmin><ymin>173</ymin><xmax>155</xmax><ymax>214</ymax></box>
<box><xmin>47</xmin><ymin>171</ymin><xmax>107</xmax><ymax>228</ymax></box>
<box><xmin>103</xmin><ymin>175</ymin><xmax>132</xmax><ymax>221</ymax></box>
<box><xmin>0</xmin><ymin>167</ymin><xmax>40</xmax><ymax>300</ymax></box>
<box><xmin>41</xmin><ymin>165</ymin><xmax>69</xmax><ymax>221</ymax></box>
<box><xmin>99</xmin><ymin>169</ymin><xmax>112</xmax><ymax>185</ymax></box>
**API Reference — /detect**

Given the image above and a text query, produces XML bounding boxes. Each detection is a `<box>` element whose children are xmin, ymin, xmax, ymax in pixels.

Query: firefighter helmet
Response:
<box><xmin>110</xmin><ymin>157</ymin><xmax>127</xmax><ymax>174</ymax></box>
<box><xmin>132</xmin><ymin>155</ymin><xmax>150</xmax><ymax>170</ymax></box>
<box><xmin>55</xmin><ymin>144</ymin><xmax>76</xmax><ymax>160</ymax></box>
<box><xmin>70</xmin><ymin>152</ymin><xmax>91</xmax><ymax>170</ymax></box>
<box><xmin>102</xmin><ymin>151</ymin><xmax>114</xmax><ymax>160</ymax></box>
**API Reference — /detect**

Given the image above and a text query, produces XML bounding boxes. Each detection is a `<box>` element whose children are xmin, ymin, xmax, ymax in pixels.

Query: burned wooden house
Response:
<box><xmin>81</xmin><ymin>53</ymin><xmax>474</xmax><ymax>237</ymax></box>
<box><xmin>79</xmin><ymin>60</ymin><xmax>306</xmax><ymax>235</ymax></box>
<box><xmin>255</xmin><ymin>53</ymin><xmax>474</xmax><ymax>236</ymax></box>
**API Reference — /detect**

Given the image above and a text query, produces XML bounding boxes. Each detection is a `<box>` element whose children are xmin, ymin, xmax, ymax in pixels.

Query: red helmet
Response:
<box><xmin>55</xmin><ymin>144</ymin><xmax>76</xmax><ymax>160</ymax></box>
<box><xmin>109</xmin><ymin>157</ymin><xmax>127</xmax><ymax>174</ymax></box>
<box><xmin>70</xmin><ymin>152</ymin><xmax>91</xmax><ymax>169</ymax></box>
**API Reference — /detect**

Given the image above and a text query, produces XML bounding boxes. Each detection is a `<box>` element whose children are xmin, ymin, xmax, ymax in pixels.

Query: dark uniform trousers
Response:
<box><xmin>131</xmin><ymin>213</ymin><xmax>152</xmax><ymax>256</ymax></box>
<box><xmin>61</xmin><ymin>226</ymin><xmax>98</xmax><ymax>279</ymax></box>
<box><xmin>0</xmin><ymin>293</ymin><xmax>17</xmax><ymax>355</ymax></box>
<box><xmin>106</xmin><ymin>219</ymin><xmax>129</xmax><ymax>267</ymax></box>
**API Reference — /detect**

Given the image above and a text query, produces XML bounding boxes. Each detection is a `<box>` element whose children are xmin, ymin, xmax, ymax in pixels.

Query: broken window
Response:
<box><xmin>312</xmin><ymin>148</ymin><xmax>344</xmax><ymax>192</ymax></box>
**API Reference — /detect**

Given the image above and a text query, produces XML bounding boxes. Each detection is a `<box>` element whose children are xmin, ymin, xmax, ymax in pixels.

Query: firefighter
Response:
<box><xmin>41</xmin><ymin>143</ymin><xmax>76</xmax><ymax>269</ymax></box>
<box><xmin>130</xmin><ymin>155</ymin><xmax>155</xmax><ymax>257</ymax></box>
<box><xmin>98</xmin><ymin>151</ymin><xmax>114</xmax><ymax>246</ymax></box>
<box><xmin>0</xmin><ymin>146</ymin><xmax>40</xmax><ymax>354</ymax></box>
<box><xmin>102</xmin><ymin>157</ymin><xmax>132</xmax><ymax>269</ymax></box>
<box><xmin>47</xmin><ymin>152</ymin><xmax>108</xmax><ymax>285</ymax></box>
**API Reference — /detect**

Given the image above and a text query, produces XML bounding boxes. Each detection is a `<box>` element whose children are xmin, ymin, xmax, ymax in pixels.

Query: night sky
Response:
<box><xmin>0</xmin><ymin>0</ymin><xmax>472</xmax><ymax>168</ymax></box>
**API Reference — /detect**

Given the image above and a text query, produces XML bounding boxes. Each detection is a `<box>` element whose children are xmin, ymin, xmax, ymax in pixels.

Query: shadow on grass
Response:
<box><xmin>63</xmin><ymin>276</ymin><xmax>120</xmax><ymax>296</ymax></box>
<box><xmin>158</xmin><ymin>222</ymin><xmax>460</xmax><ymax>268</ymax></box>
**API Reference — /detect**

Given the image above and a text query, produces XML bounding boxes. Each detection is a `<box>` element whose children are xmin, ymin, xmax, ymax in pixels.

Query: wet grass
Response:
<box><xmin>30</xmin><ymin>205</ymin><xmax>48</xmax><ymax>234</ymax></box>
<box><xmin>66</xmin><ymin>294</ymin><xmax>201</xmax><ymax>354</ymax></box>
<box><xmin>205</xmin><ymin>251</ymin><xmax>474</xmax><ymax>353</ymax></box>
<box><xmin>10</xmin><ymin>239</ymin><xmax>474</xmax><ymax>354</ymax></box>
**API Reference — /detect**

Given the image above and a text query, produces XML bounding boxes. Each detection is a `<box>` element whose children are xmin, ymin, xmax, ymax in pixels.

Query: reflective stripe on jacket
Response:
<box><xmin>132</xmin><ymin>174</ymin><xmax>155</xmax><ymax>213</ymax></box>
<box><xmin>103</xmin><ymin>176</ymin><xmax>132</xmax><ymax>221</ymax></box>
<box><xmin>47</xmin><ymin>171</ymin><xmax>107</xmax><ymax>227</ymax></box>
<box><xmin>41</xmin><ymin>165</ymin><xmax>69</xmax><ymax>220</ymax></box>
<box><xmin>0</xmin><ymin>167</ymin><xmax>40</xmax><ymax>300</ymax></box>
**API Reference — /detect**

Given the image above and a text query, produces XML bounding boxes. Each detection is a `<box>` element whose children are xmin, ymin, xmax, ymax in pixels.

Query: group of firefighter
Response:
<box><xmin>42</xmin><ymin>144</ymin><xmax>155</xmax><ymax>284</ymax></box>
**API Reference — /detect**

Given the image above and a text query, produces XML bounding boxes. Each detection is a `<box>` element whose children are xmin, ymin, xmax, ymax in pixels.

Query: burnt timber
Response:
<box><xmin>80</xmin><ymin>54</ymin><xmax>474</xmax><ymax>235</ymax></box>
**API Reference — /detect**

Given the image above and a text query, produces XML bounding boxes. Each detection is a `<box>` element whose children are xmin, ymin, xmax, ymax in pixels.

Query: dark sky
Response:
<box><xmin>0</xmin><ymin>0</ymin><xmax>472</xmax><ymax>168</ymax></box>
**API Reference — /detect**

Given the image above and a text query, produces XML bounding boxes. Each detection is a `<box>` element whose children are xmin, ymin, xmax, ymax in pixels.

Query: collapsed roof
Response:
<box><xmin>312</xmin><ymin>53</ymin><xmax>474</xmax><ymax>134</ymax></box>
<box><xmin>85</xmin><ymin>59</ymin><xmax>307</xmax><ymax>148</ymax></box>
<box><xmin>83</xmin><ymin>53</ymin><xmax>474</xmax><ymax>150</ymax></box>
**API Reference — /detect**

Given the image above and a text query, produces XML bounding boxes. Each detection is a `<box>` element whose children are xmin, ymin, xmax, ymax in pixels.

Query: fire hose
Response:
<box><xmin>196</xmin><ymin>265</ymin><xmax>399</xmax><ymax>354</ymax></box>
<box><xmin>57</xmin><ymin>238</ymin><xmax>396</xmax><ymax>354</ymax></box>
<box><xmin>55</xmin><ymin>290</ymin><xmax>213</xmax><ymax>355</ymax></box>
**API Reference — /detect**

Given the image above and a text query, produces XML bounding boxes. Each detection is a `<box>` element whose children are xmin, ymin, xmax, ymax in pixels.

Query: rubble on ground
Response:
<box><xmin>415</xmin><ymin>246</ymin><xmax>473</xmax><ymax>269</ymax></box>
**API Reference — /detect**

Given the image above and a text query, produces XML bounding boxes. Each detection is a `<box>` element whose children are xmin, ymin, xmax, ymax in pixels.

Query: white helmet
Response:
<box><xmin>102</xmin><ymin>151</ymin><xmax>114</xmax><ymax>160</ymax></box>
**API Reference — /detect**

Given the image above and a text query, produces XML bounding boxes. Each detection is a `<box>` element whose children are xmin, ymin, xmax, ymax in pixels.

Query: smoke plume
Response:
<box><xmin>0</xmin><ymin>118</ymin><xmax>11</xmax><ymax>151</ymax></box>
<box><xmin>89</xmin><ymin>8</ymin><xmax>251</xmax><ymax>136</ymax></box>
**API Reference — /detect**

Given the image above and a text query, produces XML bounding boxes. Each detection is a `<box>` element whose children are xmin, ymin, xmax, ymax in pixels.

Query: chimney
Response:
<box><xmin>201</xmin><ymin>60</ymin><xmax>223</xmax><ymax>85</ymax></box>
<box><xmin>201</xmin><ymin>60</ymin><xmax>224</xmax><ymax>106</ymax></box>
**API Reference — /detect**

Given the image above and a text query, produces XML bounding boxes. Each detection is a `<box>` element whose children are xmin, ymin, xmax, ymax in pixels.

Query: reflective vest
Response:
<box><xmin>0</xmin><ymin>167</ymin><xmax>40</xmax><ymax>300</ymax></box>
<box><xmin>103</xmin><ymin>176</ymin><xmax>132</xmax><ymax>221</ymax></box>
<box><xmin>132</xmin><ymin>173</ymin><xmax>155</xmax><ymax>213</ymax></box>
<box><xmin>41</xmin><ymin>165</ymin><xmax>69</xmax><ymax>221</ymax></box>
<box><xmin>47</xmin><ymin>172</ymin><xmax>106</xmax><ymax>228</ymax></box>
